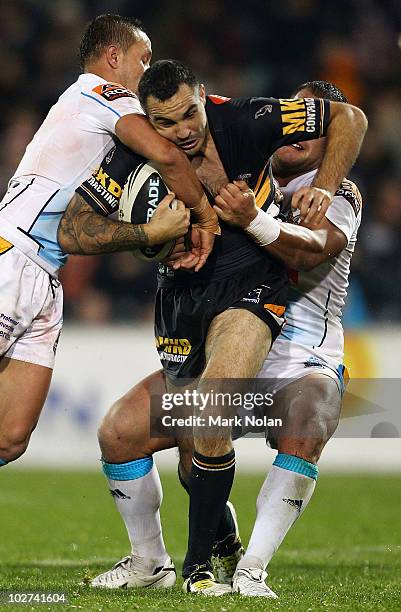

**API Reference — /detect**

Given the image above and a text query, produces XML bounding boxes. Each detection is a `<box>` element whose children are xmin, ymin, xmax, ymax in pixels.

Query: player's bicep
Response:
<box><xmin>116</xmin><ymin>114</ymin><xmax>175</xmax><ymax>163</ymax></box>
<box><xmin>249</xmin><ymin>97</ymin><xmax>330</xmax><ymax>157</ymax></box>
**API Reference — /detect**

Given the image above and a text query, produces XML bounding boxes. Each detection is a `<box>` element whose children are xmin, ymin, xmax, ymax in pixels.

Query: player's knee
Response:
<box><xmin>98</xmin><ymin>399</ymin><xmax>150</xmax><ymax>458</ymax></box>
<box><xmin>98</xmin><ymin>403</ymin><xmax>131</xmax><ymax>452</ymax></box>
<box><xmin>0</xmin><ymin>424</ymin><xmax>31</xmax><ymax>462</ymax></box>
<box><xmin>288</xmin><ymin>394</ymin><xmax>339</xmax><ymax>443</ymax></box>
<box><xmin>300</xmin><ymin>407</ymin><xmax>332</xmax><ymax>442</ymax></box>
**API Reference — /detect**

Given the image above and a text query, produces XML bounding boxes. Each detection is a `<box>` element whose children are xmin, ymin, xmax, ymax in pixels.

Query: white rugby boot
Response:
<box><xmin>232</xmin><ymin>568</ymin><xmax>278</xmax><ymax>598</ymax></box>
<box><xmin>212</xmin><ymin>501</ymin><xmax>244</xmax><ymax>584</ymax></box>
<box><xmin>183</xmin><ymin>565</ymin><xmax>232</xmax><ymax>596</ymax></box>
<box><xmin>90</xmin><ymin>554</ymin><xmax>176</xmax><ymax>589</ymax></box>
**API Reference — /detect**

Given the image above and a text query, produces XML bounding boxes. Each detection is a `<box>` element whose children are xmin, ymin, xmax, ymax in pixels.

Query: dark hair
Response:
<box><xmin>293</xmin><ymin>80</ymin><xmax>348</xmax><ymax>103</ymax></box>
<box><xmin>138</xmin><ymin>60</ymin><xmax>198</xmax><ymax>108</ymax></box>
<box><xmin>80</xmin><ymin>14</ymin><xmax>144</xmax><ymax>70</ymax></box>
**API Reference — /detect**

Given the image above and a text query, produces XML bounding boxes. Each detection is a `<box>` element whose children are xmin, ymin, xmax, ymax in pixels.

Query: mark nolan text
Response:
<box><xmin>162</xmin><ymin>415</ymin><xmax>283</xmax><ymax>428</ymax></box>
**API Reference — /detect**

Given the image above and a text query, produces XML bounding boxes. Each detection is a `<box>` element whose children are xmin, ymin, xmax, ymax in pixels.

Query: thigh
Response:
<box><xmin>101</xmin><ymin>369</ymin><xmax>179</xmax><ymax>462</ymax></box>
<box><xmin>204</xmin><ymin>309</ymin><xmax>272</xmax><ymax>379</ymax></box>
<box><xmin>193</xmin><ymin>310</ymin><xmax>272</xmax><ymax>454</ymax></box>
<box><xmin>0</xmin><ymin>248</ymin><xmax>63</xmax><ymax>369</ymax></box>
<box><xmin>0</xmin><ymin>357</ymin><xmax>52</xmax><ymax>437</ymax></box>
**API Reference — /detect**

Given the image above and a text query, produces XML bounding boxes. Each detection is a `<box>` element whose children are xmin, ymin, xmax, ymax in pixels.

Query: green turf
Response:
<box><xmin>0</xmin><ymin>469</ymin><xmax>400</xmax><ymax>611</ymax></box>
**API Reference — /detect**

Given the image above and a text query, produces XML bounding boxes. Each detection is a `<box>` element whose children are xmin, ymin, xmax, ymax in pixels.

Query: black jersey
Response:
<box><xmin>76</xmin><ymin>95</ymin><xmax>330</xmax><ymax>285</ymax></box>
<box><xmin>76</xmin><ymin>142</ymin><xmax>144</xmax><ymax>217</ymax></box>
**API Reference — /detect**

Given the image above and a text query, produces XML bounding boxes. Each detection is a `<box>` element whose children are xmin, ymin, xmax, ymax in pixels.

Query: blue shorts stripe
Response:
<box><xmin>273</xmin><ymin>453</ymin><xmax>319</xmax><ymax>480</ymax></box>
<box><xmin>102</xmin><ymin>457</ymin><xmax>153</xmax><ymax>481</ymax></box>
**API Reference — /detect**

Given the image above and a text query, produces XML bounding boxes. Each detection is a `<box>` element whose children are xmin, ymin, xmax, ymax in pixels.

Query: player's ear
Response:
<box><xmin>199</xmin><ymin>84</ymin><xmax>206</xmax><ymax>104</ymax></box>
<box><xmin>105</xmin><ymin>44</ymin><xmax>120</xmax><ymax>69</ymax></box>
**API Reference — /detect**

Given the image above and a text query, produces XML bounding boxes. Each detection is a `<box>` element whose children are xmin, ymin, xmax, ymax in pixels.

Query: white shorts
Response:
<box><xmin>258</xmin><ymin>336</ymin><xmax>347</xmax><ymax>395</ymax></box>
<box><xmin>0</xmin><ymin>245</ymin><xmax>63</xmax><ymax>369</ymax></box>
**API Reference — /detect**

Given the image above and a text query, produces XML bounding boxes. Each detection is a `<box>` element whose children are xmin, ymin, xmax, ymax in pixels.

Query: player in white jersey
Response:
<box><xmin>215</xmin><ymin>81</ymin><xmax>362</xmax><ymax>596</ymax></box>
<box><xmin>0</xmin><ymin>14</ymin><xmax>218</xmax><ymax>467</ymax></box>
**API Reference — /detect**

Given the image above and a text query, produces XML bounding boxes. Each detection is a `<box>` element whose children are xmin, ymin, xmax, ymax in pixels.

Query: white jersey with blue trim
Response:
<box><xmin>0</xmin><ymin>73</ymin><xmax>143</xmax><ymax>276</ymax></box>
<box><xmin>277</xmin><ymin>169</ymin><xmax>362</xmax><ymax>363</ymax></box>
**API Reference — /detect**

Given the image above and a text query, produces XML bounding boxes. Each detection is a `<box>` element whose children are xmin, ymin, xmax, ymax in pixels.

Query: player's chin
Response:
<box><xmin>278</xmin><ymin>144</ymin><xmax>306</xmax><ymax>158</ymax></box>
<box><xmin>275</xmin><ymin>148</ymin><xmax>307</xmax><ymax>169</ymax></box>
<box><xmin>177</xmin><ymin>139</ymin><xmax>201</xmax><ymax>156</ymax></box>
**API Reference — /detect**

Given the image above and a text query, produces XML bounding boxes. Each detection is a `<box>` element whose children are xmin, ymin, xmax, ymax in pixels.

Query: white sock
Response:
<box><xmin>103</xmin><ymin>457</ymin><xmax>168</xmax><ymax>571</ymax></box>
<box><xmin>238</xmin><ymin>455</ymin><xmax>317</xmax><ymax>571</ymax></box>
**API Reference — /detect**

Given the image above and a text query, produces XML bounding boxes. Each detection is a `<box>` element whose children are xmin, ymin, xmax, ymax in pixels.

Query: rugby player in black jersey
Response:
<box><xmin>58</xmin><ymin>61</ymin><xmax>367</xmax><ymax>594</ymax></box>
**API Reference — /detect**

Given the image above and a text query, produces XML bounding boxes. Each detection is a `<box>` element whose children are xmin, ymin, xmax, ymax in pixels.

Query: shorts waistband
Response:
<box><xmin>0</xmin><ymin>220</ymin><xmax>59</xmax><ymax>278</ymax></box>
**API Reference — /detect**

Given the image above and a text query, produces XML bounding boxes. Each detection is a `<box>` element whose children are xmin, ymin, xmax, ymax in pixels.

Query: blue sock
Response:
<box><xmin>273</xmin><ymin>453</ymin><xmax>319</xmax><ymax>480</ymax></box>
<box><xmin>102</xmin><ymin>457</ymin><xmax>153</xmax><ymax>480</ymax></box>
<box><xmin>0</xmin><ymin>458</ymin><xmax>7</xmax><ymax>467</ymax></box>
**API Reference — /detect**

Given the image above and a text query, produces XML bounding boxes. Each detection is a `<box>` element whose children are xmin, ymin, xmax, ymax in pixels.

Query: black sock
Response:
<box><xmin>182</xmin><ymin>449</ymin><xmax>235</xmax><ymax>578</ymax></box>
<box><xmin>178</xmin><ymin>463</ymin><xmax>236</xmax><ymax>543</ymax></box>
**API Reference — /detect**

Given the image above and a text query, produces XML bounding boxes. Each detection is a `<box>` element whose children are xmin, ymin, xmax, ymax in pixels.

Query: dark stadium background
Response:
<box><xmin>1</xmin><ymin>0</ymin><xmax>400</xmax><ymax>325</ymax></box>
<box><xmin>1</xmin><ymin>4</ymin><xmax>400</xmax><ymax>609</ymax></box>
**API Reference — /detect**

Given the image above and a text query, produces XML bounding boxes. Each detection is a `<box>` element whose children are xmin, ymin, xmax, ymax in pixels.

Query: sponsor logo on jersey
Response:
<box><xmin>254</xmin><ymin>103</ymin><xmax>272</xmax><ymax>119</ymax></box>
<box><xmin>335</xmin><ymin>179</ymin><xmax>362</xmax><ymax>216</ymax></box>
<box><xmin>156</xmin><ymin>336</ymin><xmax>192</xmax><ymax>363</ymax></box>
<box><xmin>304</xmin><ymin>357</ymin><xmax>326</xmax><ymax>369</ymax></box>
<box><xmin>79</xmin><ymin>166</ymin><xmax>123</xmax><ymax>215</ymax></box>
<box><xmin>242</xmin><ymin>287</ymin><xmax>263</xmax><ymax>304</ymax></box>
<box><xmin>92</xmin><ymin>83</ymin><xmax>136</xmax><ymax>101</ymax></box>
<box><xmin>279</xmin><ymin>98</ymin><xmax>317</xmax><ymax>135</ymax></box>
<box><xmin>94</xmin><ymin>167</ymin><xmax>122</xmax><ymax>198</ymax></box>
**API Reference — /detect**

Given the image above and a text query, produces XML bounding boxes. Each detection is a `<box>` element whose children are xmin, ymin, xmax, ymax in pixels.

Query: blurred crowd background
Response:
<box><xmin>1</xmin><ymin>0</ymin><xmax>400</xmax><ymax>325</ymax></box>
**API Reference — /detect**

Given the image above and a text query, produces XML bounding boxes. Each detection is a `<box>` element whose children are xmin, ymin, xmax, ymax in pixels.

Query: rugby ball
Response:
<box><xmin>118</xmin><ymin>161</ymin><xmax>176</xmax><ymax>261</ymax></box>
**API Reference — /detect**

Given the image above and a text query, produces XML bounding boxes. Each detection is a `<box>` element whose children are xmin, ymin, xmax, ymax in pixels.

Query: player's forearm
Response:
<box><xmin>261</xmin><ymin>224</ymin><xmax>326</xmax><ymax>270</ymax></box>
<box><xmin>312</xmin><ymin>103</ymin><xmax>368</xmax><ymax>195</ymax></box>
<box><xmin>58</xmin><ymin>194</ymin><xmax>149</xmax><ymax>255</ymax></box>
<box><xmin>245</xmin><ymin>208</ymin><xmax>326</xmax><ymax>254</ymax></box>
<box><xmin>265</xmin><ymin>238</ymin><xmax>326</xmax><ymax>271</ymax></box>
<box><xmin>275</xmin><ymin>223</ymin><xmax>326</xmax><ymax>253</ymax></box>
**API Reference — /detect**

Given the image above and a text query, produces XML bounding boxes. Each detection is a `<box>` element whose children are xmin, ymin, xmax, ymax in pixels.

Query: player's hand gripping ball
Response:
<box><xmin>118</xmin><ymin>162</ymin><xmax>177</xmax><ymax>261</ymax></box>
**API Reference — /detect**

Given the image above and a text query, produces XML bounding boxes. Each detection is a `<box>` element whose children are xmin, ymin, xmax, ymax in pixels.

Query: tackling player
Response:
<box><xmin>0</xmin><ymin>15</ymin><xmax>215</xmax><ymax>467</ymax></box>
<box><xmin>63</xmin><ymin>62</ymin><xmax>367</xmax><ymax>595</ymax></box>
<box><xmin>215</xmin><ymin>81</ymin><xmax>362</xmax><ymax>597</ymax></box>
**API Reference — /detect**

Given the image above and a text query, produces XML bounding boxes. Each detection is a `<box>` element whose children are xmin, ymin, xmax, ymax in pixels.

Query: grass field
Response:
<box><xmin>0</xmin><ymin>469</ymin><xmax>400</xmax><ymax>611</ymax></box>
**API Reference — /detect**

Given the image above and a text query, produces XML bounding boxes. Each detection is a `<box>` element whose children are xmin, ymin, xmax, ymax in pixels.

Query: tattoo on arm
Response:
<box><xmin>58</xmin><ymin>194</ymin><xmax>149</xmax><ymax>255</ymax></box>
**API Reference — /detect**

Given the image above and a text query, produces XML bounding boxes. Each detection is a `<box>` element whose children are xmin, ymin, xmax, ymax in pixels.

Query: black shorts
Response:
<box><xmin>154</xmin><ymin>263</ymin><xmax>288</xmax><ymax>382</ymax></box>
